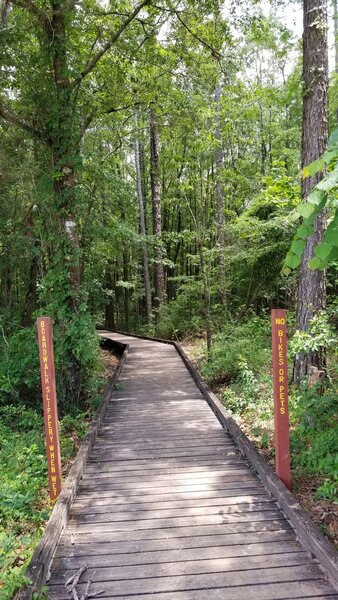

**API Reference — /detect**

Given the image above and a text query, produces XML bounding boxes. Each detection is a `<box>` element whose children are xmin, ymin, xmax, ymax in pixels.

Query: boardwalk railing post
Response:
<box><xmin>37</xmin><ymin>317</ymin><xmax>62</xmax><ymax>502</ymax></box>
<box><xmin>271</xmin><ymin>309</ymin><xmax>291</xmax><ymax>490</ymax></box>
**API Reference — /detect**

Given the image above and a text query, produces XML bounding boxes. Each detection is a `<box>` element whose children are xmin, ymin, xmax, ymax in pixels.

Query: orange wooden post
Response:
<box><xmin>271</xmin><ymin>309</ymin><xmax>291</xmax><ymax>490</ymax></box>
<box><xmin>37</xmin><ymin>317</ymin><xmax>62</xmax><ymax>501</ymax></box>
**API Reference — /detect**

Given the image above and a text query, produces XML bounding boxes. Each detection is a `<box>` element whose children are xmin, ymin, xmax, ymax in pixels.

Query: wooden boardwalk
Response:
<box><xmin>47</xmin><ymin>333</ymin><xmax>338</xmax><ymax>599</ymax></box>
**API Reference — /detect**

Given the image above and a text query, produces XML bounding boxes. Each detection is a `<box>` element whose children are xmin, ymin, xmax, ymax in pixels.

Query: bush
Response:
<box><xmin>0</xmin><ymin>312</ymin><xmax>102</xmax><ymax>413</ymax></box>
<box><xmin>290</xmin><ymin>386</ymin><xmax>338</xmax><ymax>501</ymax></box>
<box><xmin>202</xmin><ymin>316</ymin><xmax>271</xmax><ymax>385</ymax></box>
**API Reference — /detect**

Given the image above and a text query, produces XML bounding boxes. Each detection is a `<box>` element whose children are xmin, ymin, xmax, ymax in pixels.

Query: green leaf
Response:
<box><xmin>307</xmin><ymin>189</ymin><xmax>325</xmax><ymax>206</ymax></box>
<box><xmin>284</xmin><ymin>252</ymin><xmax>301</xmax><ymax>269</ymax></box>
<box><xmin>314</xmin><ymin>242</ymin><xmax>332</xmax><ymax>260</ymax></box>
<box><xmin>324</xmin><ymin>226</ymin><xmax>338</xmax><ymax>246</ymax></box>
<box><xmin>296</xmin><ymin>203</ymin><xmax>317</xmax><ymax>220</ymax></box>
<box><xmin>296</xmin><ymin>223</ymin><xmax>314</xmax><ymax>239</ymax></box>
<box><xmin>323</xmin><ymin>149</ymin><xmax>338</xmax><ymax>165</ymax></box>
<box><xmin>282</xmin><ymin>267</ymin><xmax>292</xmax><ymax>276</ymax></box>
<box><xmin>291</xmin><ymin>239</ymin><xmax>306</xmax><ymax>256</ymax></box>
<box><xmin>326</xmin><ymin>246</ymin><xmax>338</xmax><ymax>261</ymax></box>
<box><xmin>303</xmin><ymin>159</ymin><xmax>324</xmax><ymax>178</ymax></box>
<box><xmin>317</xmin><ymin>167</ymin><xmax>338</xmax><ymax>192</ymax></box>
<box><xmin>308</xmin><ymin>256</ymin><xmax>327</xmax><ymax>270</ymax></box>
<box><xmin>328</xmin><ymin>128</ymin><xmax>338</xmax><ymax>150</ymax></box>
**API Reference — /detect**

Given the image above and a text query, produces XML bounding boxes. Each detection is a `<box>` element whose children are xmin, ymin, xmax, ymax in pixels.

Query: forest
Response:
<box><xmin>0</xmin><ymin>0</ymin><xmax>337</xmax><ymax>596</ymax></box>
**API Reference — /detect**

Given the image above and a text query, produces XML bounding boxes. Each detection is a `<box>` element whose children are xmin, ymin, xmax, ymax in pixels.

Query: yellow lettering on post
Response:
<box><xmin>275</xmin><ymin>318</ymin><xmax>285</xmax><ymax>325</ymax></box>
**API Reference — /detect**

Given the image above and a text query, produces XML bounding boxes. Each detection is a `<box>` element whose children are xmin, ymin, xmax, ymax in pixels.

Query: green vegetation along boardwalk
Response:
<box><xmin>47</xmin><ymin>333</ymin><xmax>338</xmax><ymax>599</ymax></box>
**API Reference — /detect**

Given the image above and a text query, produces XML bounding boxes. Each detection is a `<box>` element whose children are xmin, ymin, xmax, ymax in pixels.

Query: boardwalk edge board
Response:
<box><xmin>14</xmin><ymin>338</ymin><xmax>129</xmax><ymax>600</ymax></box>
<box><xmin>110</xmin><ymin>329</ymin><xmax>338</xmax><ymax>587</ymax></box>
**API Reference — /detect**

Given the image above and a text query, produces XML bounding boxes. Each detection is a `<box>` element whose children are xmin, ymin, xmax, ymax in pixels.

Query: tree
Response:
<box><xmin>0</xmin><ymin>0</ymin><xmax>152</xmax><ymax>399</ymax></box>
<box><xmin>293</xmin><ymin>0</ymin><xmax>329</xmax><ymax>384</ymax></box>
<box><xmin>214</xmin><ymin>81</ymin><xmax>226</xmax><ymax>305</ymax></box>
<box><xmin>134</xmin><ymin>111</ymin><xmax>153</xmax><ymax>324</ymax></box>
<box><xmin>150</xmin><ymin>108</ymin><xmax>165</xmax><ymax>318</ymax></box>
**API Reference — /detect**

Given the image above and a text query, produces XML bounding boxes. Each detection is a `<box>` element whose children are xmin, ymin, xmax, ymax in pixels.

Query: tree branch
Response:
<box><xmin>175</xmin><ymin>13</ymin><xmax>222</xmax><ymax>59</ymax></box>
<box><xmin>0</xmin><ymin>99</ymin><xmax>41</xmax><ymax>137</ymax></box>
<box><xmin>10</xmin><ymin>0</ymin><xmax>52</xmax><ymax>34</ymax></box>
<box><xmin>73</xmin><ymin>0</ymin><xmax>151</xmax><ymax>88</ymax></box>
<box><xmin>106</xmin><ymin>101</ymin><xmax>142</xmax><ymax>114</ymax></box>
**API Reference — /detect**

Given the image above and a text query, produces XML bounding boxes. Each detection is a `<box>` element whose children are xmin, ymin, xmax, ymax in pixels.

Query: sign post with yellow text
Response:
<box><xmin>37</xmin><ymin>317</ymin><xmax>62</xmax><ymax>501</ymax></box>
<box><xmin>271</xmin><ymin>309</ymin><xmax>291</xmax><ymax>490</ymax></box>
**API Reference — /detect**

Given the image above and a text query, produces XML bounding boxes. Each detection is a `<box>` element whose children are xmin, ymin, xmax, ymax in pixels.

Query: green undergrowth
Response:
<box><xmin>0</xmin><ymin>401</ymin><xmax>98</xmax><ymax>599</ymax></box>
<box><xmin>185</xmin><ymin>313</ymin><xmax>338</xmax><ymax>507</ymax></box>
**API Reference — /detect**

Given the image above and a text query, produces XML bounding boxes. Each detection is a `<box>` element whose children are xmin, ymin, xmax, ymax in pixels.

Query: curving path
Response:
<box><xmin>47</xmin><ymin>332</ymin><xmax>338</xmax><ymax>599</ymax></box>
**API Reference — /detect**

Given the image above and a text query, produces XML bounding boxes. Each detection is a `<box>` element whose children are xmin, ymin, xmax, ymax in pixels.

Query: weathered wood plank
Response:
<box><xmin>50</xmin><ymin>551</ymin><xmax>311</xmax><ymax>585</ymax></box>
<box><xmin>55</xmin><ymin>530</ymin><xmax>297</xmax><ymax>557</ymax></box>
<box><xmin>78</xmin><ymin>476</ymin><xmax>257</xmax><ymax>494</ymax></box>
<box><xmin>51</xmin><ymin>582</ymin><xmax>338</xmax><ymax>600</ymax></box>
<box><xmin>72</xmin><ymin>494</ymin><xmax>272</xmax><ymax>513</ymax></box>
<box><xmin>80</xmin><ymin>467</ymin><xmax>251</xmax><ymax>485</ymax></box>
<box><xmin>71</xmin><ymin>503</ymin><xmax>278</xmax><ymax>524</ymax></box>
<box><xmin>61</xmin><ymin>519</ymin><xmax>292</xmax><ymax>544</ymax></box>
<box><xmin>47</xmin><ymin>564</ymin><xmax>326</xmax><ymax>599</ymax></box>
<box><xmin>52</xmin><ymin>540</ymin><xmax>304</xmax><ymax>570</ymax></box>
<box><xmin>89</xmin><ymin>448</ymin><xmax>242</xmax><ymax>461</ymax></box>
<box><xmin>84</xmin><ymin>459</ymin><xmax>246</xmax><ymax>475</ymax></box>
<box><xmin>93</xmin><ymin>439</ymin><xmax>235</xmax><ymax>450</ymax></box>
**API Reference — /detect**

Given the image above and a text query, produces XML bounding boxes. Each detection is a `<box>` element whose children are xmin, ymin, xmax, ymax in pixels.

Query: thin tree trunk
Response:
<box><xmin>334</xmin><ymin>0</ymin><xmax>338</xmax><ymax>123</ymax></box>
<box><xmin>134</xmin><ymin>112</ymin><xmax>152</xmax><ymax>324</ymax></box>
<box><xmin>150</xmin><ymin>109</ymin><xmax>165</xmax><ymax>319</ymax></box>
<box><xmin>123</xmin><ymin>250</ymin><xmax>130</xmax><ymax>331</ymax></box>
<box><xmin>294</xmin><ymin>0</ymin><xmax>328</xmax><ymax>384</ymax></box>
<box><xmin>214</xmin><ymin>83</ymin><xmax>226</xmax><ymax>305</ymax></box>
<box><xmin>104</xmin><ymin>266</ymin><xmax>115</xmax><ymax>331</ymax></box>
<box><xmin>198</xmin><ymin>240</ymin><xmax>212</xmax><ymax>357</ymax></box>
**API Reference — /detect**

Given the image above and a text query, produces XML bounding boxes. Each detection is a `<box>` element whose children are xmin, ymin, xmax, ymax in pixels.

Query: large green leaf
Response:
<box><xmin>317</xmin><ymin>166</ymin><xmax>338</xmax><ymax>192</ymax></box>
<box><xmin>303</xmin><ymin>159</ymin><xmax>324</xmax><ymax>178</ymax></box>
<box><xmin>323</xmin><ymin>149</ymin><xmax>338</xmax><ymax>165</ymax></box>
<box><xmin>296</xmin><ymin>223</ymin><xmax>314</xmax><ymax>239</ymax></box>
<box><xmin>291</xmin><ymin>239</ymin><xmax>306</xmax><ymax>256</ymax></box>
<box><xmin>284</xmin><ymin>252</ymin><xmax>301</xmax><ymax>269</ymax></box>
<box><xmin>296</xmin><ymin>203</ymin><xmax>317</xmax><ymax>220</ymax></box>
<box><xmin>328</xmin><ymin>128</ymin><xmax>338</xmax><ymax>150</ymax></box>
<box><xmin>324</xmin><ymin>227</ymin><xmax>338</xmax><ymax>246</ymax></box>
<box><xmin>307</xmin><ymin>189</ymin><xmax>325</xmax><ymax>206</ymax></box>
<box><xmin>314</xmin><ymin>242</ymin><xmax>332</xmax><ymax>260</ymax></box>
<box><xmin>308</xmin><ymin>256</ymin><xmax>327</xmax><ymax>270</ymax></box>
<box><xmin>326</xmin><ymin>246</ymin><xmax>338</xmax><ymax>261</ymax></box>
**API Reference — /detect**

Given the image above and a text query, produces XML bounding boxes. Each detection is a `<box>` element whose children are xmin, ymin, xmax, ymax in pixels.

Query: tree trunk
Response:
<box><xmin>123</xmin><ymin>250</ymin><xmax>130</xmax><ymax>331</ymax></box>
<box><xmin>334</xmin><ymin>0</ymin><xmax>338</xmax><ymax>124</ymax></box>
<box><xmin>104</xmin><ymin>266</ymin><xmax>115</xmax><ymax>331</ymax></box>
<box><xmin>214</xmin><ymin>83</ymin><xmax>226</xmax><ymax>305</ymax></box>
<box><xmin>198</xmin><ymin>240</ymin><xmax>212</xmax><ymax>357</ymax></box>
<box><xmin>134</xmin><ymin>112</ymin><xmax>152</xmax><ymax>324</ymax></box>
<box><xmin>49</xmin><ymin>0</ymin><xmax>82</xmax><ymax>299</ymax></box>
<box><xmin>150</xmin><ymin>109</ymin><xmax>165</xmax><ymax>319</ymax></box>
<box><xmin>48</xmin><ymin>0</ymin><xmax>84</xmax><ymax>403</ymax></box>
<box><xmin>294</xmin><ymin>0</ymin><xmax>328</xmax><ymax>385</ymax></box>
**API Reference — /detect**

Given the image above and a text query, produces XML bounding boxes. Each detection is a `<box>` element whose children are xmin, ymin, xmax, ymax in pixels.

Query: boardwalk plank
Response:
<box><xmin>61</xmin><ymin>519</ymin><xmax>292</xmax><ymax>544</ymax></box>
<box><xmin>48</xmin><ymin>564</ymin><xmax>326</xmax><ymax>599</ymax></box>
<box><xmin>56</xmin><ymin>530</ymin><xmax>298</xmax><ymax>556</ymax></box>
<box><xmin>52</xmin><ymin>540</ymin><xmax>304</xmax><ymax>570</ymax></box>
<box><xmin>72</xmin><ymin>494</ymin><xmax>273</xmax><ymax>512</ymax></box>
<box><xmin>50</xmin><ymin>551</ymin><xmax>311</xmax><ymax>584</ymax></box>
<box><xmin>51</xmin><ymin>582</ymin><xmax>338</xmax><ymax>600</ymax></box>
